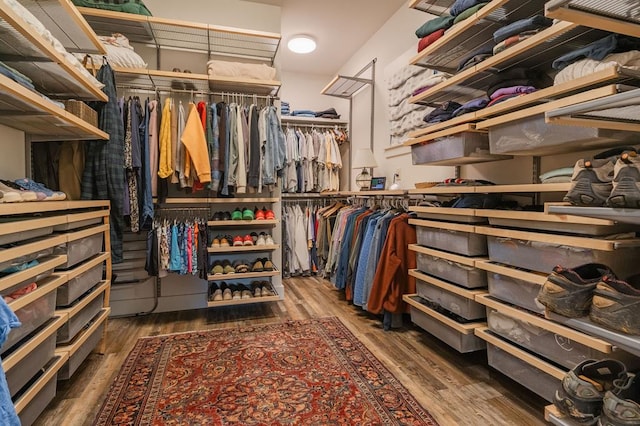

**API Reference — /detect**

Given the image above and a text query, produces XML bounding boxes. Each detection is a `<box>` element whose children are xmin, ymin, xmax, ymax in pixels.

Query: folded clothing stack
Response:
<box><xmin>281</xmin><ymin>101</ymin><xmax>290</xmax><ymax>116</ymax></box>
<box><xmin>493</xmin><ymin>15</ymin><xmax>552</xmax><ymax>44</ymax></box>
<box><xmin>415</xmin><ymin>15</ymin><xmax>454</xmax><ymax>53</ymax></box>
<box><xmin>552</xmin><ymin>34</ymin><xmax>640</xmax><ymax>85</ymax></box>
<box><xmin>315</xmin><ymin>108</ymin><xmax>340</xmax><ymax>119</ymax></box>
<box><xmin>457</xmin><ymin>45</ymin><xmax>494</xmax><ymax>72</ymax></box>
<box><xmin>484</xmin><ymin>67</ymin><xmax>550</xmax><ymax>107</ymax></box>
<box><xmin>423</xmin><ymin>101</ymin><xmax>462</xmax><ymax>124</ymax></box>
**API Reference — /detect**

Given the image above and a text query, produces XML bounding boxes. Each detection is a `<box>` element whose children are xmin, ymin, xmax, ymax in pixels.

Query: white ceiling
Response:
<box><xmin>244</xmin><ymin>0</ymin><xmax>406</xmax><ymax>75</ymax></box>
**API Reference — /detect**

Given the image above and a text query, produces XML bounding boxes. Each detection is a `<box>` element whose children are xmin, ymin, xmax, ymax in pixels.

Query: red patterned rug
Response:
<box><xmin>93</xmin><ymin>317</ymin><xmax>438</xmax><ymax>425</ymax></box>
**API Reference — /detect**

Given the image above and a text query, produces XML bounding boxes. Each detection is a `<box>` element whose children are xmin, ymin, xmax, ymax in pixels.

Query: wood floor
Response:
<box><xmin>35</xmin><ymin>277</ymin><xmax>547</xmax><ymax>426</ymax></box>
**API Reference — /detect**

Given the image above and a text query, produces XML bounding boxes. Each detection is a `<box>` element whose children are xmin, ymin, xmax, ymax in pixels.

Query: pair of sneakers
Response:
<box><xmin>255</xmin><ymin>232</ymin><xmax>274</xmax><ymax>246</ymax></box>
<box><xmin>251</xmin><ymin>258</ymin><xmax>274</xmax><ymax>272</ymax></box>
<box><xmin>210</xmin><ymin>260</ymin><xmax>235</xmax><ymax>275</ymax></box>
<box><xmin>537</xmin><ymin>263</ymin><xmax>640</xmax><ymax>335</ymax></box>
<box><xmin>231</xmin><ymin>208</ymin><xmax>255</xmax><ymax>221</ymax></box>
<box><xmin>554</xmin><ymin>359</ymin><xmax>640</xmax><ymax>425</ymax></box>
<box><xmin>250</xmin><ymin>280</ymin><xmax>275</xmax><ymax>297</ymax></box>
<box><xmin>211</xmin><ymin>235</ymin><xmax>233</xmax><ymax>248</ymax></box>
<box><xmin>254</xmin><ymin>207</ymin><xmax>276</xmax><ymax>220</ymax></box>
<box><xmin>564</xmin><ymin>147</ymin><xmax>640</xmax><ymax>208</ymax></box>
<box><xmin>232</xmin><ymin>235</ymin><xmax>255</xmax><ymax>246</ymax></box>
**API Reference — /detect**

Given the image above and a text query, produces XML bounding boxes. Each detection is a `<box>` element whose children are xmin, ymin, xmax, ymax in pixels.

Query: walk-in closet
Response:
<box><xmin>0</xmin><ymin>0</ymin><xmax>639</xmax><ymax>425</ymax></box>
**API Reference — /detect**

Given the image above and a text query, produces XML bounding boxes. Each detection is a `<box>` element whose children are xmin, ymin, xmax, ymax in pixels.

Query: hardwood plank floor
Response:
<box><xmin>35</xmin><ymin>277</ymin><xmax>547</xmax><ymax>425</ymax></box>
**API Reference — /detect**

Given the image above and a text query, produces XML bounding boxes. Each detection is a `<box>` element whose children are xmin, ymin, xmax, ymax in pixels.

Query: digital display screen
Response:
<box><xmin>370</xmin><ymin>177</ymin><xmax>386</xmax><ymax>190</ymax></box>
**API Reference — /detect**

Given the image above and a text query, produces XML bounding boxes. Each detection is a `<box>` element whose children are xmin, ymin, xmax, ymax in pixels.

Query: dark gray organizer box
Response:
<box><xmin>17</xmin><ymin>358</ymin><xmax>60</xmax><ymax>426</ymax></box>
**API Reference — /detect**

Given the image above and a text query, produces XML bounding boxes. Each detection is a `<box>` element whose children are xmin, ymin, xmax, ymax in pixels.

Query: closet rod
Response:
<box><xmin>118</xmin><ymin>85</ymin><xmax>279</xmax><ymax>100</ymax></box>
<box><xmin>284</xmin><ymin>123</ymin><xmax>348</xmax><ymax>130</ymax></box>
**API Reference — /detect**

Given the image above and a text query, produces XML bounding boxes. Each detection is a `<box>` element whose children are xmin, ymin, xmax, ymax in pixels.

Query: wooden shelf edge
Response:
<box><xmin>208</xmin><ymin>244</ymin><xmax>280</xmax><ymax>253</ymax></box>
<box><xmin>403</xmin><ymin>294</ymin><xmax>484</xmax><ymax>333</ymax></box>
<box><xmin>410</xmin><ymin>269</ymin><xmax>487</xmax><ymax>299</ymax></box>
<box><xmin>14</xmin><ymin>354</ymin><xmax>68</xmax><ymax>414</ymax></box>
<box><xmin>207</xmin><ymin>295</ymin><xmax>280</xmax><ymax>307</ymax></box>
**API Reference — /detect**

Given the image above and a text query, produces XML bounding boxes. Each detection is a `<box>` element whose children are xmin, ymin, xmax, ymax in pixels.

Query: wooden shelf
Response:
<box><xmin>77</xmin><ymin>8</ymin><xmax>280</xmax><ymax>63</ymax></box>
<box><xmin>0</xmin><ymin>200</ymin><xmax>108</xmax><ymax>216</ymax></box>
<box><xmin>409</xmin><ymin>0</ymin><xmax>544</xmax><ymax>72</ymax></box>
<box><xmin>545</xmin><ymin>0</ymin><xmax>640</xmax><ymax>39</ymax></box>
<box><xmin>0</xmin><ymin>2</ymin><xmax>107</xmax><ymax>101</ymax></box>
<box><xmin>408</xmin><ymin>206</ymin><xmax>480</xmax><ymax>218</ymax></box>
<box><xmin>475</xmin><ymin>225</ymin><xmax>640</xmax><ymax>251</ymax></box>
<box><xmin>475</xmin><ymin>327</ymin><xmax>566</xmax><ymax>380</ymax></box>
<box><xmin>404</xmin><ymin>294</ymin><xmax>485</xmax><ymax>333</ymax></box>
<box><xmin>410</xmin><ymin>269</ymin><xmax>487</xmax><ymax>300</ymax></box>
<box><xmin>207</xmin><ymin>294</ymin><xmax>280</xmax><ymax>308</ymax></box>
<box><xmin>409</xmin><ymin>244</ymin><xmax>482</xmax><ymax>267</ymax></box>
<box><xmin>546</xmin><ymin>87</ymin><xmax>640</xmax><ymax>132</ymax></box>
<box><xmin>0</xmin><ymin>255</ymin><xmax>67</xmax><ymax>293</ymax></box>
<box><xmin>474</xmin><ymin>260</ymin><xmax>547</xmax><ymax>286</ymax></box>
<box><xmin>475</xmin><ymin>85</ymin><xmax>619</xmax><ymax>131</ymax></box>
<box><xmin>477</xmin><ymin>183</ymin><xmax>571</xmax><ymax>193</ymax></box>
<box><xmin>476</xmin><ymin>208</ymin><xmax>618</xmax><ymax>226</ymax></box>
<box><xmin>281</xmin><ymin>116</ymin><xmax>348</xmax><ymax>126</ymax></box>
<box><xmin>0</xmin><ymin>73</ymin><xmax>108</xmax><ymax>141</ymax></box>
<box><xmin>20</xmin><ymin>0</ymin><xmax>104</xmax><ymax>54</ymax></box>
<box><xmin>548</xmin><ymin>205</ymin><xmax>640</xmax><ymax>226</ymax></box>
<box><xmin>160</xmin><ymin>197</ymin><xmax>278</xmax><ymax>204</ymax></box>
<box><xmin>207</xmin><ymin>219</ymin><xmax>278</xmax><ymax>227</ymax></box>
<box><xmin>545</xmin><ymin>404</ymin><xmax>580</xmax><ymax>426</ymax></box>
<box><xmin>410</xmin><ymin>22</ymin><xmax>613</xmax><ymax>107</ymax></box>
<box><xmin>2</xmin><ymin>314</ymin><xmax>66</xmax><ymax>372</ymax></box>
<box><xmin>14</xmin><ymin>353</ymin><xmax>68</xmax><ymax>415</ymax></box>
<box><xmin>409</xmin><ymin>218</ymin><xmax>476</xmax><ymax>233</ymax></box>
<box><xmin>208</xmin><ymin>244</ymin><xmax>279</xmax><ymax>253</ymax></box>
<box><xmin>408</xmin><ymin>186</ymin><xmax>477</xmax><ymax>195</ymax></box>
<box><xmin>321</xmin><ymin>75</ymin><xmax>372</xmax><ymax>98</ymax></box>
<box><xmin>477</xmin><ymin>295</ymin><xmax>614</xmax><ymax>353</ymax></box>
<box><xmin>207</xmin><ymin>270</ymin><xmax>279</xmax><ymax>281</ymax></box>
<box><xmin>55</xmin><ymin>308</ymin><xmax>109</xmax><ymax>357</ymax></box>
<box><xmin>113</xmin><ymin>67</ymin><xmax>280</xmax><ymax>95</ymax></box>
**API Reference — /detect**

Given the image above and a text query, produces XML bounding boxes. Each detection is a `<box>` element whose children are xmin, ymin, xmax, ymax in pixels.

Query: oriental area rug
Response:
<box><xmin>93</xmin><ymin>317</ymin><xmax>438</xmax><ymax>425</ymax></box>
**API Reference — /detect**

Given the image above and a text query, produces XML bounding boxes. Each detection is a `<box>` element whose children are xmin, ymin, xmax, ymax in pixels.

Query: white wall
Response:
<box><xmin>279</xmin><ymin>71</ymin><xmax>349</xmax><ymax>114</ymax></box>
<box><xmin>335</xmin><ymin>6</ymin><xmax>454</xmax><ymax>189</ymax></box>
<box><xmin>1</xmin><ymin>125</ymin><xmax>26</xmax><ymax>179</ymax></box>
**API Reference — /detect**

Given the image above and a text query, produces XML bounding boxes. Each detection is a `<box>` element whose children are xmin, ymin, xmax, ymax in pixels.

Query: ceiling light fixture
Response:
<box><xmin>287</xmin><ymin>35</ymin><xmax>316</xmax><ymax>54</ymax></box>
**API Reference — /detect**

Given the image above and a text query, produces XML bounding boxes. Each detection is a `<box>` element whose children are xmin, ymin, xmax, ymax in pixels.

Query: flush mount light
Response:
<box><xmin>287</xmin><ymin>35</ymin><xmax>316</xmax><ymax>54</ymax></box>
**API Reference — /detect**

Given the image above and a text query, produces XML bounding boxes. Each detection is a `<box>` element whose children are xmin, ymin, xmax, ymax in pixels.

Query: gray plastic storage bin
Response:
<box><xmin>57</xmin><ymin>291</ymin><xmax>104</xmax><ymax>344</ymax></box>
<box><xmin>56</xmin><ymin>260</ymin><xmax>103</xmax><ymax>307</ymax></box>
<box><xmin>55</xmin><ymin>232</ymin><xmax>103</xmax><ymax>269</ymax></box>
<box><xmin>17</xmin><ymin>358</ymin><xmax>59</xmax><ymax>426</ymax></box>
<box><xmin>0</xmin><ymin>246</ymin><xmax>54</xmax><ymax>274</ymax></box>
<box><xmin>416</xmin><ymin>252</ymin><xmax>487</xmax><ymax>289</ymax></box>
<box><xmin>409</xmin><ymin>305</ymin><xmax>485</xmax><ymax>353</ymax></box>
<box><xmin>1</xmin><ymin>291</ymin><xmax>56</xmax><ymax>355</ymax></box>
<box><xmin>487</xmin><ymin>342</ymin><xmax>560</xmax><ymax>402</ymax></box>
<box><xmin>486</xmin><ymin>236</ymin><xmax>640</xmax><ymax>277</ymax></box>
<box><xmin>487</xmin><ymin>271</ymin><xmax>544</xmax><ymax>314</ymax></box>
<box><xmin>411</xmin><ymin>131</ymin><xmax>511</xmax><ymax>165</ymax></box>
<box><xmin>0</xmin><ymin>226</ymin><xmax>52</xmax><ymax>246</ymax></box>
<box><xmin>52</xmin><ymin>217</ymin><xmax>101</xmax><ymax>232</ymax></box>
<box><xmin>2</xmin><ymin>266</ymin><xmax>55</xmax><ymax>299</ymax></box>
<box><xmin>58</xmin><ymin>319</ymin><xmax>105</xmax><ymax>380</ymax></box>
<box><xmin>416</xmin><ymin>227</ymin><xmax>487</xmax><ymax>256</ymax></box>
<box><xmin>6</xmin><ymin>330</ymin><xmax>56</xmax><ymax>397</ymax></box>
<box><xmin>488</xmin><ymin>113</ymin><xmax>636</xmax><ymax>156</ymax></box>
<box><xmin>416</xmin><ymin>280</ymin><xmax>486</xmax><ymax>320</ymax></box>
<box><xmin>487</xmin><ymin>309</ymin><xmax>637</xmax><ymax>370</ymax></box>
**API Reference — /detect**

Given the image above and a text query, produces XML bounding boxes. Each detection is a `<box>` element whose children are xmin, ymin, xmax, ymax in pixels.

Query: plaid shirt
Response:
<box><xmin>81</xmin><ymin>63</ymin><xmax>126</xmax><ymax>263</ymax></box>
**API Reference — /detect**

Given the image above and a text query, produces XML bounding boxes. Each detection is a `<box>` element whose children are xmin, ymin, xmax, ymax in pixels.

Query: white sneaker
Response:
<box><xmin>0</xmin><ymin>182</ymin><xmax>25</xmax><ymax>202</ymax></box>
<box><xmin>256</xmin><ymin>234</ymin><xmax>266</xmax><ymax>246</ymax></box>
<box><xmin>265</xmin><ymin>234</ymin><xmax>275</xmax><ymax>245</ymax></box>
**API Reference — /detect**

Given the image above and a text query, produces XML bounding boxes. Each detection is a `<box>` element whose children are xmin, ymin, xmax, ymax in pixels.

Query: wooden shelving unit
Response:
<box><xmin>207</xmin><ymin>245</ymin><xmax>279</xmax><ymax>253</ymax></box>
<box><xmin>545</xmin><ymin>0</ymin><xmax>640</xmax><ymax>38</ymax></box>
<box><xmin>0</xmin><ymin>2</ymin><xmax>107</xmax><ymax>101</ymax></box>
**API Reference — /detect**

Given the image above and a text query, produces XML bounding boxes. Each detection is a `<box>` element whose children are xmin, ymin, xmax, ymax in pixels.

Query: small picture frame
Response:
<box><xmin>370</xmin><ymin>177</ymin><xmax>386</xmax><ymax>190</ymax></box>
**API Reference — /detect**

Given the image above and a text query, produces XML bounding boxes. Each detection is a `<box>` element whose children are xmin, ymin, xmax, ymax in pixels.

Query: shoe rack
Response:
<box><xmin>152</xmin><ymin>194</ymin><xmax>283</xmax><ymax>312</ymax></box>
<box><xmin>402</xmin><ymin>0</ymin><xmax>640</xmax><ymax>414</ymax></box>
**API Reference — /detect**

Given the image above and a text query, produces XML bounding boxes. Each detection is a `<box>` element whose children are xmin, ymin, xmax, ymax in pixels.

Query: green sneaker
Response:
<box><xmin>231</xmin><ymin>208</ymin><xmax>242</xmax><ymax>220</ymax></box>
<box><xmin>242</xmin><ymin>207</ymin><xmax>254</xmax><ymax>220</ymax></box>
